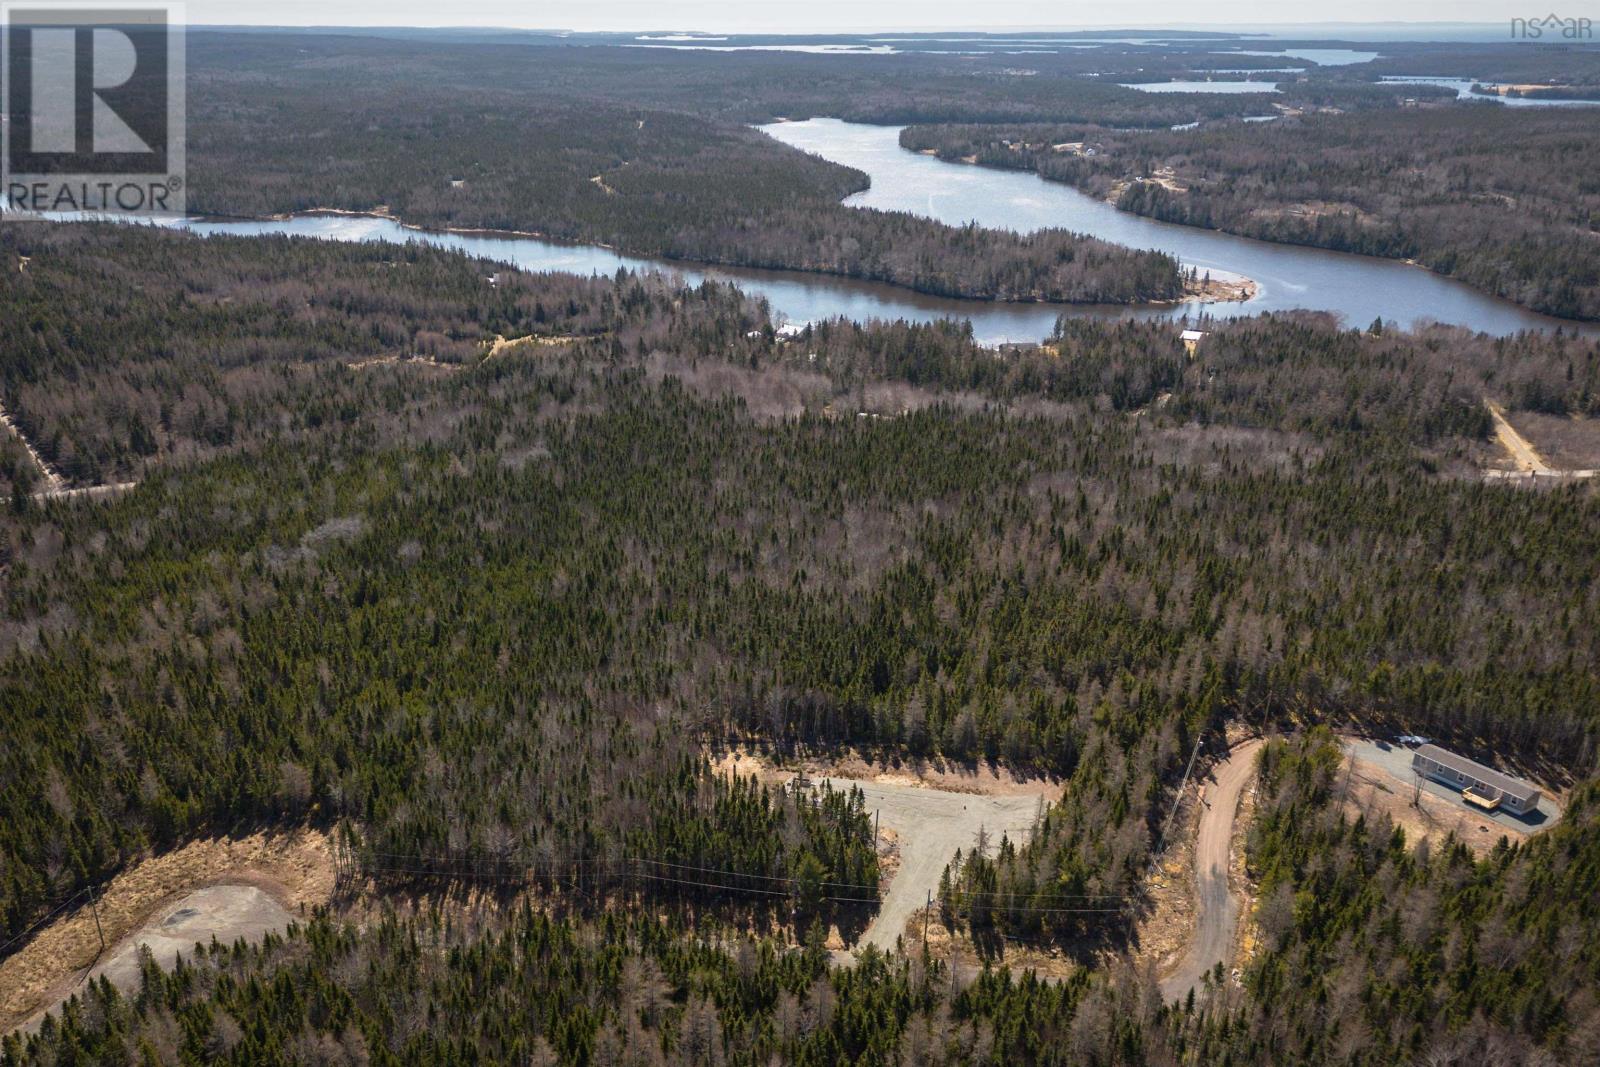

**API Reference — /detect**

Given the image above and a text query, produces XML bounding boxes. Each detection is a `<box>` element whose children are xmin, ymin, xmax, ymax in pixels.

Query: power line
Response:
<box><xmin>353</xmin><ymin>850</ymin><xmax>887</xmax><ymax>901</ymax></box>
<box><xmin>0</xmin><ymin>886</ymin><xmax>92</xmax><ymax>958</ymax></box>
<box><xmin>635</xmin><ymin>858</ymin><xmax>879</xmax><ymax>892</ymax></box>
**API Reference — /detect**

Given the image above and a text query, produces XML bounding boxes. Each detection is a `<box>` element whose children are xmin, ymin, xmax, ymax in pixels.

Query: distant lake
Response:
<box><xmin>1121</xmin><ymin>80</ymin><xmax>1280</xmax><ymax>93</ymax></box>
<box><xmin>760</xmin><ymin>118</ymin><xmax>1595</xmax><ymax>337</ymax></box>
<box><xmin>1236</xmin><ymin>48</ymin><xmax>1380</xmax><ymax>66</ymax></box>
<box><xmin>119</xmin><ymin>117</ymin><xmax>1597</xmax><ymax>346</ymax></box>
<box><xmin>1381</xmin><ymin>76</ymin><xmax>1600</xmax><ymax>107</ymax></box>
<box><xmin>166</xmin><ymin>213</ymin><xmax>1236</xmax><ymax>347</ymax></box>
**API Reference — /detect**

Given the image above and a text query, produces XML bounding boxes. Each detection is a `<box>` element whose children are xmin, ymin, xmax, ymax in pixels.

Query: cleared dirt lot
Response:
<box><xmin>714</xmin><ymin>750</ymin><xmax>1057</xmax><ymax>954</ymax></box>
<box><xmin>0</xmin><ymin>829</ymin><xmax>333</xmax><ymax>1033</ymax></box>
<box><xmin>818</xmin><ymin>775</ymin><xmax>1044</xmax><ymax>952</ymax></box>
<box><xmin>15</xmin><ymin>885</ymin><xmax>294</xmax><ymax>1035</ymax></box>
<box><xmin>1342</xmin><ymin>738</ymin><xmax>1562</xmax><ymax>853</ymax></box>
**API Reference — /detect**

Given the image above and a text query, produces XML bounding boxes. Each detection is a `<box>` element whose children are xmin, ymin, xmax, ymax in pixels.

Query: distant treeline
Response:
<box><xmin>190</xmin><ymin>32</ymin><xmax>1437</xmax><ymax>129</ymax></box>
<box><xmin>1355</xmin><ymin>43</ymin><xmax>1600</xmax><ymax>87</ymax></box>
<box><xmin>178</xmin><ymin>39</ymin><xmax>1183</xmax><ymax>305</ymax></box>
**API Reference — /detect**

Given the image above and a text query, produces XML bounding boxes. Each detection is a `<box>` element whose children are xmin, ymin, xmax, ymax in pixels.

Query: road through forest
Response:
<box><xmin>1160</xmin><ymin>739</ymin><xmax>1262</xmax><ymax>1001</ymax></box>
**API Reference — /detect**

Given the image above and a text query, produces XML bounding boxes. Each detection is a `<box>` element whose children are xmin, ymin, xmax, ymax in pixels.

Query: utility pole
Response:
<box><xmin>89</xmin><ymin>886</ymin><xmax>105</xmax><ymax>955</ymax></box>
<box><xmin>1153</xmin><ymin>735</ymin><xmax>1205</xmax><ymax>871</ymax></box>
<box><xmin>874</xmin><ymin>809</ymin><xmax>880</xmax><ymax>849</ymax></box>
<box><xmin>924</xmin><ymin>890</ymin><xmax>932</xmax><ymax>946</ymax></box>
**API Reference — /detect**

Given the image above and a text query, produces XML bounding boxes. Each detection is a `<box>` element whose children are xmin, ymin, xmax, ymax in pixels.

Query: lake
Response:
<box><xmin>1121</xmin><ymin>80</ymin><xmax>1280</xmax><ymax>94</ymax></box>
<box><xmin>1235</xmin><ymin>48</ymin><xmax>1380</xmax><ymax>66</ymax></box>
<box><xmin>165</xmin><ymin>118</ymin><xmax>1592</xmax><ymax>345</ymax></box>
<box><xmin>1380</xmin><ymin>76</ymin><xmax>1600</xmax><ymax>108</ymax></box>
<box><xmin>170</xmin><ymin>213</ymin><xmax>1209</xmax><ymax>347</ymax></box>
<box><xmin>759</xmin><ymin>119</ymin><xmax>1593</xmax><ymax>337</ymax></box>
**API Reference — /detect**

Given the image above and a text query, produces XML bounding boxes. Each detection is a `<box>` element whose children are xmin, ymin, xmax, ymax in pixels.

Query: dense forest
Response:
<box><xmin>10</xmin><ymin>731</ymin><xmax>1600</xmax><ymax>1065</ymax></box>
<box><xmin>168</xmin><ymin>38</ymin><xmax>1184</xmax><ymax>306</ymax></box>
<box><xmin>3</xmin><ymin>224</ymin><xmax>1600</xmax><ymax>965</ymax></box>
<box><xmin>6</xmin><ymin>26</ymin><xmax>1600</xmax><ymax>1066</ymax></box>
<box><xmin>189</xmin><ymin>33</ymin><xmax>1437</xmax><ymax>130</ymax></box>
<box><xmin>796</xmin><ymin>313</ymin><xmax>1598</xmax><ymax>429</ymax></box>
<box><xmin>902</xmin><ymin>105</ymin><xmax>1600</xmax><ymax>319</ymax></box>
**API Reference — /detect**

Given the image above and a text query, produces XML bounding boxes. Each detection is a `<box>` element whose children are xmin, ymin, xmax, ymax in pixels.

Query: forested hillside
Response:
<box><xmin>190</xmin><ymin>32</ymin><xmax>1434</xmax><ymax>129</ymax></box>
<box><xmin>792</xmin><ymin>313</ymin><xmax>1598</xmax><ymax>429</ymax></box>
<box><xmin>902</xmin><ymin>107</ymin><xmax>1600</xmax><ymax>319</ymax></box>
<box><xmin>5</xmin><ymin>19</ymin><xmax>1600</xmax><ymax>1064</ymax></box>
<box><xmin>174</xmin><ymin>39</ymin><xmax>1183</xmax><ymax>305</ymax></box>
<box><xmin>4</xmin><ymin>224</ymin><xmax>1600</xmax><ymax>951</ymax></box>
<box><xmin>0</xmin><ymin>225</ymin><xmax>646</xmax><ymax>490</ymax></box>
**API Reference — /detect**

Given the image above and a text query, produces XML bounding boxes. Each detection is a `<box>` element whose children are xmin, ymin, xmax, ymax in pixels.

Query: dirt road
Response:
<box><xmin>816</xmin><ymin>776</ymin><xmax>1042</xmax><ymax>954</ymax></box>
<box><xmin>1487</xmin><ymin>400</ymin><xmax>1551</xmax><ymax>474</ymax></box>
<box><xmin>1482</xmin><ymin>402</ymin><xmax>1597</xmax><ymax>481</ymax></box>
<box><xmin>0</xmin><ymin>402</ymin><xmax>66</xmax><ymax>496</ymax></box>
<box><xmin>1160</xmin><ymin>739</ymin><xmax>1262</xmax><ymax>1001</ymax></box>
<box><xmin>0</xmin><ymin>401</ymin><xmax>137</xmax><ymax>503</ymax></box>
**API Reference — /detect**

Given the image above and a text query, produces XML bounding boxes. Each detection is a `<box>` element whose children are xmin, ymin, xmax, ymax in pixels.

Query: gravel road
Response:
<box><xmin>1160</xmin><ymin>740</ymin><xmax>1262</xmax><ymax>1001</ymax></box>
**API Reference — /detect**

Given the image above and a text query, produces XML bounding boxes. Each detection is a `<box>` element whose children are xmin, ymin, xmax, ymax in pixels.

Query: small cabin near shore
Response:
<box><xmin>1180</xmin><ymin>329</ymin><xmax>1206</xmax><ymax>356</ymax></box>
<box><xmin>1412</xmin><ymin>744</ymin><xmax>1541</xmax><ymax>815</ymax></box>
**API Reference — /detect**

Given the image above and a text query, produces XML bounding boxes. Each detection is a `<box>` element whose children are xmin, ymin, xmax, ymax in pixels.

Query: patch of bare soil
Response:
<box><xmin>345</xmin><ymin>354</ymin><xmax>461</xmax><ymax>372</ymax></box>
<box><xmin>1483</xmin><ymin>83</ymin><xmax>1569</xmax><ymax>96</ymax></box>
<box><xmin>913</xmin><ymin>906</ymin><xmax>1080</xmax><ymax>982</ymax></box>
<box><xmin>0</xmin><ymin>829</ymin><xmax>334</xmax><ymax>1032</ymax></box>
<box><xmin>1504</xmin><ymin>411</ymin><xmax>1600</xmax><ymax>471</ymax></box>
<box><xmin>1130</xmin><ymin>780</ymin><xmax>1202</xmax><ymax>981</ymax></box>
<box><xmin>1147</xmin><ymin>167</ymin><xmax>1188</xmax><ymax>193</ymax></box>
<box><xmin>1341</xmin><ymin>755</ymin><xmax>1524</xmax><ymax>856</ymax></box>
<box><xmin>1226</xmin><ymin>772</ymin><xmax>1260</xmax><ymax>983</ymax></box>
<box><xmin>1182</xmin><ymin>273</ymin><xmax>1257</xmax><ymax>303</ymax></box>
<box><xmin>483</xmin><ymin>333</ymin><xmax>594</xmax><ymax>362</ymax></box>
<box><xmin>874</xmin><ymin>826</ymin><xmax>902</xmax><ymax>890</ymax></box>
<box><xmin>711</xmin><ymin>747</ymin><xmax>1060</xmax><ymax>800</ymax></box>
<box><xmin>1487</xmin><ymin>400</ymin><xmax>1551</xmax><ymax>473</ymax></box>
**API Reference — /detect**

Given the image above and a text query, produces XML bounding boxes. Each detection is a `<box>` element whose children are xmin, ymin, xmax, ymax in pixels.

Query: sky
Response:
<box><xmin>181</xmin><ymin>2</ymin><xmax>1546</xmax><ymax>35</ymax></box>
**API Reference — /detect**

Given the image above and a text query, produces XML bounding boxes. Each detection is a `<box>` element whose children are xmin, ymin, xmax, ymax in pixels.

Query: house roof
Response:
<box><xmin>1180</xmin><ymin>330</ymin><xmax>1206</xmax><ymax>341</ymax></box>
<box><xmin>1414</xmin><ymin>744</ymin><xmax>1539</xmax><ymax>801</ymax></box>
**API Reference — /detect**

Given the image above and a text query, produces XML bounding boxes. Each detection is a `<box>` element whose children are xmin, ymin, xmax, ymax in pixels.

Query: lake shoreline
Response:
<box><xmin>902</xmin><ymin>137</ymin><xmax>1597</xmax><ymax>328</ymax></box>
<box><xmin>184</xmin><ymin>206</ymin><xmax>1257</xmax><ymax>313</ymax></box>
<box><xmin>775</xmin><ymin>119</ymin><xmax>1594</xmax><ymax>335</ymax></box>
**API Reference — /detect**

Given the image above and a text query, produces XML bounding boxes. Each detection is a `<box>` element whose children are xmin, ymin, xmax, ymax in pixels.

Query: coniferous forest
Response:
<box><xmin>3</xmin><ymin>216</ymin><xmax>1600</xmax><ymax>1063</ymax></box>
<box><xmin>166</xmin><ymin>31</ymin><xmax>1600</xmax><ymax>318</ymax></box>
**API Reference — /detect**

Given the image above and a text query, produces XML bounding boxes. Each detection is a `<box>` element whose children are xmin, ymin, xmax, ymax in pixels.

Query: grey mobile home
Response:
<box><xmin>1411</xmin><ymin>744</ymin><xmax>1541</xmax><ymax>815</ymax></box>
